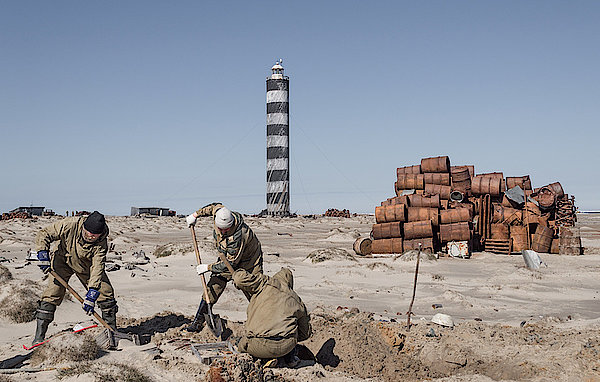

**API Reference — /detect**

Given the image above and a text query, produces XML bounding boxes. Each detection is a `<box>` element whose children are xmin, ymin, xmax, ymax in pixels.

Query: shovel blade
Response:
<box><xmin>204</xmin><ymin>305</ymin><xmax>223</xmax><ymax>339</ymax></box>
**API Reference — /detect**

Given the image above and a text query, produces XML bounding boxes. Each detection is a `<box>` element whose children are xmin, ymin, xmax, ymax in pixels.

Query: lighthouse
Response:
<box><xmin>266</xmin><ymin>60</ymin><xmax>290</xmax><ymax>216</ymax></box>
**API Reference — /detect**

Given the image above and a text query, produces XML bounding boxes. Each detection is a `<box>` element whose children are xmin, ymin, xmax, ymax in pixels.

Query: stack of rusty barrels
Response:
<box><xmin>374</xmin><ymin>155</ymin><xmax>580</xmax><ymax>256</ymax></box>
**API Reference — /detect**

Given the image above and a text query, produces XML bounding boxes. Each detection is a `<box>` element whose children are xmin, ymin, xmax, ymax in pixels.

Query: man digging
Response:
<box><xmin>32</xmin><ymin>211</ymin><xmax>119</xmax><ymax>345</ymax></box>
<box><xmin>185</xmin><ymin>203</ymin><xmax>264</xmax><ymax>332</ymax></box>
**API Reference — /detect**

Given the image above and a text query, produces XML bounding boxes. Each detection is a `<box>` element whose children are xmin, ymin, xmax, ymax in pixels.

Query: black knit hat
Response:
<box><xmin>83</xmin><ymin>211</ymin><xmax>106</xmax><ymax>234</ymax></box>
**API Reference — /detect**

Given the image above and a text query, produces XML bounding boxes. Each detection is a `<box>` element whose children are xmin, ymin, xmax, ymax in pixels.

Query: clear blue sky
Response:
<box><xmin>1</xmin><ymin>1</ymin><xmax>599</xmax><ymax>215</ymax></box>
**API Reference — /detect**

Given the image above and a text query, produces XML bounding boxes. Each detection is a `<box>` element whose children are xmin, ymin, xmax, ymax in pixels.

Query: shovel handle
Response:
<box><xmin>49</xmin><ymin>270</ymin><xmax>115</xmax><ymax>332</ymax></box>
<box><xmin>190</xmin><ymin>226</ymin><xmax>212</xmax><ymax>303</ymax></box>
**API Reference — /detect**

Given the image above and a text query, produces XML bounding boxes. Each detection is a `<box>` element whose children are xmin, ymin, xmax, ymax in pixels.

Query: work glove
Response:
<box><xmin>186</xmin><ymin>213</ymin><xmax>197</xmax><ymax>227</ymax></box>
<box><xmin>196</xmin><ymin>264</ymin><xmax>210</xmax><ymax>275</ymax></box>
<box><xmin>83</xmin><ymin>288</ymin><xmax>100</xmax><ymax>316</ymax></box>
<box><xmin>36</xmin><ymin>250</ymin><xmax>51</xmax><ymax>274</ymax></box>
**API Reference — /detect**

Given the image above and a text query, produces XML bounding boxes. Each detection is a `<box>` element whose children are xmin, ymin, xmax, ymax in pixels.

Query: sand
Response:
<box><xmin>0</xmin><ymin>213</ymin><xmax>599</xmax><ymax>381</ymax></box>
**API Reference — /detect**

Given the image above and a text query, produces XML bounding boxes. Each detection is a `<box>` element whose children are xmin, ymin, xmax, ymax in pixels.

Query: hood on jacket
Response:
<box><xmin>273</xmin><ymin>267</ymin><xmax>293</xmax><ymax>289</ymax></box>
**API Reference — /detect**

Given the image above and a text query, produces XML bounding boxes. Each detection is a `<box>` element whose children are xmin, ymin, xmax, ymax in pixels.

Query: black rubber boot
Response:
<box><xmin>281</xmin><ymin>345</ymin><xmax>300</xmax><ymax>368</ymax></box>
<box><xmin>32</xmin><ymin>301</ymin><xmax>56</xmax><ymax>345</ymax></box>
<box><xmin>185</xmin><ymin>299</ymin><xmax>208</xmax><ymax>332</ymax></box>
<box><xmin>98</xmin><ymin>300</ymin><xmax>119</xmax><ymax>331</ymax></box>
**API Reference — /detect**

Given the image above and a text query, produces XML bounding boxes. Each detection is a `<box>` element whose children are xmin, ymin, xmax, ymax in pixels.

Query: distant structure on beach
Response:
<box><xmin>10</xmin><ymin>206</ymin><xmax>45</xmax><ymax>216</ymax></box>
<box><xmin>130</xmin><ymin>207</ymin><xmax>175</xmax><ymax>217</ymax></box>
<box><xmin>266</xmin><ymin>59</ymin><xmax>290</xmax><ymax>216</ymax></box>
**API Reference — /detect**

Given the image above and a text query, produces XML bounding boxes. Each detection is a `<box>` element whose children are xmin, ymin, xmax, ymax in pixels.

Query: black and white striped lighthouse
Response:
<box><xmin>266</xmin><ymin>59</ymin><xmax>290</xmax><ymax>216</ymax></box>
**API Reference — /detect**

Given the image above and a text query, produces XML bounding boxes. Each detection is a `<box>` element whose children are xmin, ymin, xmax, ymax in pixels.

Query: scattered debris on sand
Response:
<box><xmin>306</xmin><ymin>248</ymin><xmax>357</xmax><ymax>263</ymax></box>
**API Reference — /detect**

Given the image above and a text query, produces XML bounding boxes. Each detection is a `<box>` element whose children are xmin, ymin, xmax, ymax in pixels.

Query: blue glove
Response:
<box><xmin>83</xmin><ymin>288</ymin><xmax>100</xmax><ymax>315</ymax></box>
<box><xmin>37</xmin><ymin>250</ymin><xmax>50</xmax><ymax>274</ymax></box>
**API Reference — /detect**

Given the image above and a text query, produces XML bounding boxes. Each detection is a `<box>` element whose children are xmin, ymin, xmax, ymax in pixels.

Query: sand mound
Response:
<box><xmin>0</xmin><ymin>264</ymin><xmax>12</xmax><ymax>283</ymax></box>
<box><xmin>321</xmin><ymin>228</ymin><xmax>362</xmax><ymax>243</ymax></box>
<box><xmin>206</xmin><ymin>353</ymin><xmax>288</xmax><ymax>382</ymax></box>
<box><xmin>154</xmin><ymin>242</ymin><xmax>194</xmax><ymax>258</ymax></box>
<box><xmin>30</xmin><ymin>332</ymin><xmax>99</xmax><ymax>366</ymax></box>
<box><xmin>56</xmin><ymin>361</ymin><xmax>152</xmax><ymax>381</ymax></box>
<box><xmin>302</xmin><ymin>307</ymin><xmax>600</xmax><ymax>381</ymax></box>
<box><xmin>0</xmin><ymin>280</ymin><xmax>40</xmax><ymax>323</ymax></box>
<box><xmin>305</xmin><ymin>248</ymin><xmax>357</xmax><ymax>263</ymax></box>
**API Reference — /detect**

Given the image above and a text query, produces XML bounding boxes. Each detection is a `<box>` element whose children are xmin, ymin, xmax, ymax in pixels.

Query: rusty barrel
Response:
<box><xmin>536</xmin><ymin>187</ymin><xmax>556</xmax><ymax>210</ymax></box>
<box><xmin>407</xmin><ymin>207</ymin><xmax>439</xmax><ymax>226</ymax></box>
<box><xmin>550</xmin><ymin>238</ymin><xmax>559</xmax><ymax>254</ymax></box>
<box><xmin>375</xmin><ymin>204</ymin><xmax>407</xmax><ymax>223</ymax></box>
<box><xmin>531</xmin><ymin>225</ymin><xmax>553</xmax><ymax>253</ymax></box>
<box><xmin>478</xmin><ymin>172</ymin><xmax>503</xmax><ymax>179</ymax></box>
<box><xmin>353</xmin><ymin>237</ymin><xmax>372</xmax><ymax>256</ymax></box>
<box><xmin>546</xmin><ymin>182</ymin><xmax>564</xmax><ymax>198</ymax></box>
<box><xmin>490</xmin><ymin>223</ymin><xmax>509</xmax><ymax>240</ymax></box>
<box><xmin>510</xmin><ymin>225</ymin><xmax>528</xmax><ymax>252</ymax></box>
<box><xmin>491</xmin><ymin>205</ymin><xmax>521</xmax><ymax>224</ymax></box>
<box><xmin>403</xmin><ymin>220</ymin><xmax>433</xmax><ymax>240</ymax></box>
<box><xmin>396</xmin><ymin>165</ymin><xmax>421</xmax><ymax>177</ymax></box>
<box><xmin>471</xmin><ymin>175</ymin><xmax>502</xmax><ymax>196</ymax></box>
<box><xmin>440</xmin><ymin>208</ymin><xmax>471</xmax><ymax>224</ymax></box>
<box><xmin>423</xmin><ymin>172</ymin><xmax>450</xmax><ymax>186</ymax></box>
<box><xmin>372</xmin><ymin>222</ymin><xmax>402</xmax><ymax>239</ymax></box>
<box><xmin>506</xmin><ymin>175</ymin><xmax>532</xmax><ymax>190</ymax></box>
<box><xmin>382</xmin><ymin>195</ymin><xmax>409</xmax><ymax>207</ymax></box>
<box><xmin>408</xmin><ymin>194</ymin><xmax>440</xmax><ymax>208</ymax></box>
<box><xmin>439</xmin><ymin>222</ymin><xmax>471</xmax><ymax>242</ymax></box>
<box><xmin>372</xmin><ymin>238</ymin><xmax>403</xmax><ymax>254</ymax></box>
<box><xmin>425</xmin><ymin>184</ymin><xmax>451</xmax><ymax>200</ymax></box>
<box><xmin>451</xmin><ymin>165</ymin><xmax>474</xmax><ymax>178</ymax></box>
<box><xmin>403</xmin><ymin>237</ymin><xmax>434</xmax><ymax>253</ymax></box>
<box><xmin>421</xmin><ymin>156</ymin><xmax>450</xmax><ymax>173</ymax></box>
<box><xmin>396</xmin><ymin>174</ymin><xmax>424</xmax><ymax>190</ymax></box>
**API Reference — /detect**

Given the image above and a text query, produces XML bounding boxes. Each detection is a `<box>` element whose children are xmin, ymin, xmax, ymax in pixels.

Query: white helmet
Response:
<box><xmin>215</xmin><ymin>207</ymin><xmax>234</xmax><ymax>229</ymax></box>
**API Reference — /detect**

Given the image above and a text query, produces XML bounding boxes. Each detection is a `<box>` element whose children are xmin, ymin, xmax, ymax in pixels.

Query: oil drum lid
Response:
<box><xmin>450</xmin><ymin>191</ymin><xmax>464</xmax><ymax>202</ymax></box>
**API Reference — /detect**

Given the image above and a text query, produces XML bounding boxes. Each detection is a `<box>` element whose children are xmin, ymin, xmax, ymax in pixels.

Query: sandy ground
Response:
<box><xmin>0</xmin><ymin>213</ymin><xmax>599</xmax><ymax>381</ymax></box>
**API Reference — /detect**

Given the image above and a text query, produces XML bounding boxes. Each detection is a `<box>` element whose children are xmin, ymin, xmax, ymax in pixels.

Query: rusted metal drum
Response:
<box><xmin>396</xmin><ymin>174</ymin><xmax>425</xmax><ymax>190</ymax></box>
<box><xmin>403</xmin><ymin>237</ymin><xmax>434</xmax><ymax>253</ymax></box>
<box><xmin>439</xmin><ymin>222</ymin><xmax>471</xmax><ymax>242</ymax></box>
<box><xmin>491</xmin><ymin>205</ymin><xmax>521</xmax><ymax>224</ymax></box>
<box><xmin>381</xmin><ymin>195</ymin><xmax>409</xmax><ymax>207</ymax></box>
<box><xmin>421</xmin><ymin>156</ymin><xmax>450</xmax><ymax>173</ymax></box>
<box><xmin>372</xmin><ymin>222</ymin><xmax>402</xmax><ymax>239</ymax></box>
<box><xmin>375</xmin><ymin>204</ymin><xmax>407</xmax><ymax>223</ymax></box>
<box><xmin>506</xmin><ymin>176</ymin><xmax>532</xmax><ymax>190</ymax></box>
<box><xmin>425</xmin><ymin>184</ymin><xmax>451</xmax><ymax>200</ymax></box>
<box><xmin>478</xmin><ymin>172</ymin><xmax>504</xmax><ymax>179</ymax></box>
<box><xmin>353</xmin><ymin>237</ymin><xmax>372</xmax><ymax>256</ymax></box>
<box><xmin>450</xmin><ymin>166</ymin><xmax>471</xmax><ymax>182</ymax></box>
<box><xmin>396</xmin><ymin>165</ymin><xmax>421</xmax><ymax>177</ymax></box>
<box><xmin>490</xmin><ymin>223</ymin><xmax>509</xmax><ymax>240</ymax></box>
<box><xmin>531</xmin><ymin>225</ymin><xmax>553</xmax><ymax>253</ymax></box>
<box><xmin>440</xmin><ymin>208</ymin><xmax>471</xmax><ymax>224</ymax></box>
<box><xmin>440</xmin><ymin>199</ymin><xmax>449</xmax><ymax>209</ymax></box>
<box><xmin>451</xmin><ymin>165</ymin><xmax>474</xmax><ymax>177</ymax></box>
<box><xmin>407</xmin><ymin>207</ymin><xmax>439</xmax><ymax>226</ymax></box>
<box><xmin>408</xmin><ymin>194</ymin><xmax>440</xmax><ymax>208</ymax></box>
<box><xmin>546</xmin><ymin>182</ymin><xmax>564</xmax><ymax>198</ymax></box>
<box><xmin>372</xmin><ymin>238</ymin><xmax>403</xmax><ymax>254</ymax></box>
<box><xmin>535</xmin><ymin>187</ymin><xmax>556</xmax><ymax>210</ymax></box>
<box><xmin>403</xmin><ymin>220</ymin><xmax>433</xmax><ymax>240</ymax></box>
<box><xmin>510</xmin><ymin>225</ymin><xmax>528</xmax><ymax>252</ymax></box>
<box><xmin>550</xmin><ymin>238</ymin><xmax>559</xmax><ymax>254</ymax></box>
<box><xmin>450</xmin><ymin>191</ymin><xmax>464</xmax><ymax>202</ymax></box>
<box><xmin>423</xmin><ymin>172</ymin><xmax>450</xmax><ymax>186</ymax></box>
<box><xmin>471</xmin><ymin>176</ymin><xmax>502</xmax><ymax>196</ymax></box>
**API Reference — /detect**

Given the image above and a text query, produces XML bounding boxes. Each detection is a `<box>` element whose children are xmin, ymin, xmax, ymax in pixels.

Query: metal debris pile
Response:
<box><xmin>370</xmin><ymin>155</ymin><xmax>581</xmax><ymax>256</ymax></box>
<box><xmin>0</xmin><ymin>212</ymin><xmax>32</xmax><ymax>220</ymax></box>
<box><xmin>324</xmin><ymin>209</ymin><xmax>352</xmax><ymax>218</ymax></box>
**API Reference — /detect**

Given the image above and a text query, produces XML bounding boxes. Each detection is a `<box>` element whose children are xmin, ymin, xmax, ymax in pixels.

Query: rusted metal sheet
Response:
<box><xmin>403</xmin><ymin>220</ymin><xmax>434</xmax><ymax>240</ymax></box>
<box><xmin>440</xmin><ymin>208</ymin><xmax>471</xmax><ymax>224</ymax></box>
<box><xmin>484</xmin><ymin>239</ymin><xmax>511</xmax><ymax>255</ymax></box>
<box><xmin>440</xmin><ymin>222</ymin><xmax>471</xmax><ymax>242</ymax></box>
<box><xmin>403</xmin><ymin>237</ymin><xmax>435</xmax><ymax>253</ymax></box>
<box><xmin>491</xmin><ymin>204</ymin><xmax>521</xmax><ymax>224</ymax></box>
<box><xmin>372</xmin><ymin>222</ymin><xmax>403</xmax><ymax>239</ymax></box>
<box><xmin>424</xmin><ymin>184</ymin><xmax>451</xmax><ymax>200</ymax></box>
<box><xmin>408</xmin><ymin>194</ymin><xmax>440</xmax><ymax>208</ymax></box>
<box><xmin>407</xmin><ymin>207</ymin><xmax>439</xmax><ymax>226</ymax></box>
<box><xmin>510</xmin><ymin>225</ymin><xmax>528</xmax><ymax>252</ymax></box>
<box><xmin>423</xmin><ymin>172</ymin><xmax>451</xmax><ymax>186</ymax></box>
<box><xmin>490</xmin><ymin>223</ymin><xmax>510</xmax><ymax>240</ymax></box>
<box><xmin>396</xmin><ymin>174</ymin><xmax>425</xmax><ymax>191</ymax></box>
<box><xmin>371</xmin><ymin>238</ymin><xmax>403</xmax><ymax>254</ymax></box>
<box><xmin>421</xmin><ymin>156</ymin><xmax>450</xmax><ymax>173</ymax></box>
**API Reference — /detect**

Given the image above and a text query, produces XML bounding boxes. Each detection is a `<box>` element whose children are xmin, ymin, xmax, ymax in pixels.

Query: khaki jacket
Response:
<box><xmin>196</xmin><ymin>203</ymin><xmax>262</xmax><ymax>274</ymax></box>
<box><xmin>35</xmin><ymin>216</ymin><xmax>109</xmax><ymax>290</ymax></box>
<box><xmin>233</xmin><ymin>268</ymin><xmax>312</xmax><ymax>341</ymax></box>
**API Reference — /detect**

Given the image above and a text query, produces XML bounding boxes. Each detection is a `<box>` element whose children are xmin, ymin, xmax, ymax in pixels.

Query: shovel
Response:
<box><xmin>190</xmin><ymin>226</ymin><xmax>223</xmax><ymax>339</ymax></box>
<box><xmin>48</xmin><ymin>270</ymin><xmax>140</xmax><ymax>349</ymax></box>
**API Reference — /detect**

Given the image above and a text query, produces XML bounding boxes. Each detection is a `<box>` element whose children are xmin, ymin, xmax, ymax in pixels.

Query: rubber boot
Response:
<box><xmin>281</xmin><ymin>345</ymin><xmax>300</xmax><ymax>368</ymax></box>
<box><xmin>98</xmin><ymin>300</ymin><xmax>119</xmax><ymax>331</ymax></box>
<box><xmin>32</xmin><ymin>301</ymin><xmax>56</xmax><ymax>345</ymax></box>
<box><xmin>185</xmin><ymin>299</ymin><xmax>208</xmax><ymax>332</ymax></box>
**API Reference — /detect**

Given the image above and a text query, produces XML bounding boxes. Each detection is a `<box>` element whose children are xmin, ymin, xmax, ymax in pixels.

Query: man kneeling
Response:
<box><xmin>232</xmin><ymin>267</ymin><xmax>311</xmax><ymax>367</ymax></box>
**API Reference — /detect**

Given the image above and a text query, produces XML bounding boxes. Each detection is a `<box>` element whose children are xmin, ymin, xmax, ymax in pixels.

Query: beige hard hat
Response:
<box><xmin>215</xmin><ymin>207</ymin><xmax>234</xmax><ymax>229</ymax></box>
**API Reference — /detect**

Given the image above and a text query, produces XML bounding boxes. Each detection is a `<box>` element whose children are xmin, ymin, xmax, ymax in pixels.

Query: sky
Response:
<box><xmin>1</xmin><ymin>1</ymin><xmax>599</xmax><ymax>216</ymax></box>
